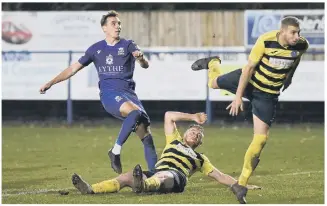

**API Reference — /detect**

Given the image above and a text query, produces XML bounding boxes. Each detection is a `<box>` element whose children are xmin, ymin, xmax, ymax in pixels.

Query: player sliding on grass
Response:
<box><xmin>191</xmin><ymin>16</ymin><xmax>309</xmax><ymax>204</ymax></box>
<box><xmin>72</xmin><ymin>111</ymin><xmax>260</xmax><ymax>200</ymax></box>
<box><xmin>39</xmin><ymin>10</ymin><xmax>157</xmax><ymax>175</ymax></box>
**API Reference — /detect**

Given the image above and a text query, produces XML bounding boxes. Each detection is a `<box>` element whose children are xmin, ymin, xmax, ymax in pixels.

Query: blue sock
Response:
<box><xmin>141</xmin><ymin>134</ymin><xmax>158</xmax><ymax>172</ymax></box>
<box><xmin>115</xmin><ymin>110</ymin><xmax>142</xmax><ymax>146</ymax></box>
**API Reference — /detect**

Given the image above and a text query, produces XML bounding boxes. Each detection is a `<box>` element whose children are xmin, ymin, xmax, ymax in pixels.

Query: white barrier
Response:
<box><xmin>2</xmin><ymin>51</ymin><xmax>324</xmax><ymax>102</ymax></box>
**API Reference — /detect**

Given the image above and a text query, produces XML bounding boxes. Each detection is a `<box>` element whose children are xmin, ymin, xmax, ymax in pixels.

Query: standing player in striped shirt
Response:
<box><xmin>39</xmin><ymin>10</ymin><xmax>157</xmax><ymax>175</ymax></box>
<box><xmin>191</xmin><ymin>16</ymin><xmax>309</xmax><ymax>204</ymax></box>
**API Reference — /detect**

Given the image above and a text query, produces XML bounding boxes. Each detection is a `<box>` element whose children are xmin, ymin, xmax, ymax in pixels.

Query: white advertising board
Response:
<box><xmin>2</xmin><ymin>11</ymin><xmax>104</xmax><ymax>51</ymax></box>
<box><xmin>2</xmin><ymin>51</ymin><xmax>324</xmax><ymax>102</ymax></box>
<box><xmin>2</xmin><ymin>52</ymin><xmax>68</xmax><ymax>100</ymax></box>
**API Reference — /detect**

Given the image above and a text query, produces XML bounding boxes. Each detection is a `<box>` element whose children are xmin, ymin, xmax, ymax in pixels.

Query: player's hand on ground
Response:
<box><xmin>132</xmin><ymin>51</ymin><xmax>144</xmax><ymax>60</ymax></box>
<box><xmin>39</xmin><ymin>83</ymin><xmax>52</xmax><ymax>94</ymax></box>
<box><xmin>246</xmin><ymin>184</ymin><xmax>262</xmax><ymax>190</ymax></box>
<box><xmin>226</xmin><ymin>97</ymin><xmax>243</xmax><ymax>116</ymax></box>
<box><xmin>193</xmin><ymin>112</ymin><xmax>207</xmax><ymax>124</ymax></box>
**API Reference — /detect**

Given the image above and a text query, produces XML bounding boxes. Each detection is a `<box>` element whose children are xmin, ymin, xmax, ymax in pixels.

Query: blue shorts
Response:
<box><xmin>100</xmin><ymin>89</ymin><xmax>150</xmax><ymax>126</ymax></box>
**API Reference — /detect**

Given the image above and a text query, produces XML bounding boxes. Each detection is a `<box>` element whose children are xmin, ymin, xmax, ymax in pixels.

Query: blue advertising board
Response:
<box><xmin>245</xmin><ymin>10</ymin><xmax>324</xmax><ymax>48</ymax></box>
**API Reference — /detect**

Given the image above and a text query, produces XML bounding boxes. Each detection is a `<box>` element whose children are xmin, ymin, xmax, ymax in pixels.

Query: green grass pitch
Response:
<box><xmin>2</xmin><ymin>123</ymin><xmax>324</xmax><ymax>204</ymax></box>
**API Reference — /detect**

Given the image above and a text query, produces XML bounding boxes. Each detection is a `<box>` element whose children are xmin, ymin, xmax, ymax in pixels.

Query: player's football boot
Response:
<box><xmin>191</xmin><ymin>56</ymin><xmax>221</xmax><ymax>71</ymax></box>
<box><xmin>71</xmin><ymin>173</ymin><xmax>94</xmax><ymax>194</ymax></box>
<box><xmin>108</xmin><ymin>149</ymin><xmax>122</xmax><ymax>174</ymax></box>
<box><xmin>231</xmin><ymin>182</ymin><xmax>248</xmax><ymax>204</ymax></box>
<box><xmin>132</xmin><ymin>164</ymin><xmax>144</xmax><ymax>193</ymax></box>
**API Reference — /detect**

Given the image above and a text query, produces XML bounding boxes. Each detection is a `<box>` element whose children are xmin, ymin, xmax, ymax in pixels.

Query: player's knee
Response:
<box><xmin>117</xmin><ymin>172</ymin><xmax>133</xmax><ymax>187</ymax></box>
<box><xmin>119</xmin><ymin>101</ymin><xmax>140</xmax><ymax>117</ymax></box>
<box><xmin>253</xmin><ymin>115</ymin><xmax>270</xmax><ymax>135</ymax></box>
<box><xmin>135</xmin><ymin>113</ymin><xmax>151</xmax><ymax>134</ymax></box>
<box><xmin>155</xmin><ymin>171</ymin><xmax>174</xmax><ymax>181</ymax></box>
<box><xmin>135</xmin><ymin>124</ymin><xmax>152</xmax><ymax>140</ymax></box>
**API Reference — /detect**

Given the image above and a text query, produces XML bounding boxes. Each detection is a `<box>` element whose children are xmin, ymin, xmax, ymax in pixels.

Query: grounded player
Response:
<box><xmin>191</xmin><ymin>16</ymin><xmax>309</xmax><ymax>203</ymax></box>
<box><xmin>39</xmin><ymin>10</ymin><xmax>157</xmax><ymax>174</ymax></box>
<box><xmin>72</xmin><ymin>111</ymin><xmax>260</xmax><ymax>200</ymax></box>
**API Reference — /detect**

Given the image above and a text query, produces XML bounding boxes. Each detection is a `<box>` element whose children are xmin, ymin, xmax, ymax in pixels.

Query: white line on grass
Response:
<box><xmin>2</xmin><ymin>187</ymin><xmax>74</xmax><ymax>197</ymax></box>
<box><xmin>255</xmin><ymin>170</ymin><xmax>324</xmax><ymax>178</ymax></box>
<box><xmin>2</xmin><ymin>170</ymin><xmax>324</xmax><ymax>197</ymax></box>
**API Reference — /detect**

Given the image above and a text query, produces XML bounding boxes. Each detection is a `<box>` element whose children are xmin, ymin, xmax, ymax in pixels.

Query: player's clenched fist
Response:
<box><xmin>193</xmin><ymin>113</ymin><xmax>207</xmax><ymax>124</ymax></box>
<box><xmin>132</xmin><ymin>51</ymin><xmax>144</xmax><ymax>60</ymax></box>
<box><xmin>39</xmin><ymin>83</ymin><xmax>52</xmax><ymax>94</ymax></box>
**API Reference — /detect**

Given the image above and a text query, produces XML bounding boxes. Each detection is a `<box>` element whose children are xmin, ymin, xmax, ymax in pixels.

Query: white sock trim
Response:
<box><xmin>112</xmin><ymin>144</ymin><xmax>122</xmax><ymax>155</ymax></box>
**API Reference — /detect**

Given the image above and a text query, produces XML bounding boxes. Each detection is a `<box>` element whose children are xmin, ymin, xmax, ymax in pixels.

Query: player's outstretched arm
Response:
<box><xmin>164</xmin><ymin>111</ymin><xmax>207</xmax><ymax>136</ymax></box>
<box><xmin>207</xmin><ymin>168</ymin><xmax>261</xmax><ymax>190</ymax></box>
<box><xmin>39</xmin><ymin>62</ymin><xmax>84</xmax><ymax>94</ymax></box>
<box><xmin>227</xmin><ymin>36</ymin><xmax>264</xmax><ymax>116</ymax></box>
<box><xmin>226</xmin><ymin>59</ymin><xmax>257</xmax><ymax>116</ymax></box>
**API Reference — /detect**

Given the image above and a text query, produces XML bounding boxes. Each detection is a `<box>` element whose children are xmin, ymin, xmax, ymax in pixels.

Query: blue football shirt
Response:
<box><xmin>78</xmin><ymin>38</ymin><xmax>140</xmax><ymax>91</ymax></box>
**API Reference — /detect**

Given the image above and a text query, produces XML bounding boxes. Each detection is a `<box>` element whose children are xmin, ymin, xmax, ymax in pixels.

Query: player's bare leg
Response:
<box><xmin>231</xmin><ymin>115</ymin><xmax>269</xmax><ymax>204</ymax></box>
<box><xmin>108</xmin><ymin>101</ymin><xmax>142</xmax><ymax>174</ymax></box>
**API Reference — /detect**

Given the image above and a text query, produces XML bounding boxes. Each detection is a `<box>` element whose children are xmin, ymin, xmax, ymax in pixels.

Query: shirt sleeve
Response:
<box><xmin>200</xmin><ymin>154</ymin><xmax>215</xmax><ymax>176</ymax></box>
<box><xmin>127</xmin><ymin>40</ymin><xmax>141</xmax><ymax>54</ymax></box>
<box><xmin>165</xmin><ymin>128</ymin><xmax>183</xmax><ymax>145</ymax></box>
<box><xmin>249</xmin><ymin>36</ymin><xmax>265</xmax><ymax>63</ymax></box>
<box><xmin>78</xmin><ymin>46</ymin><xmax>94</xmax><ymax>66</ymax></box>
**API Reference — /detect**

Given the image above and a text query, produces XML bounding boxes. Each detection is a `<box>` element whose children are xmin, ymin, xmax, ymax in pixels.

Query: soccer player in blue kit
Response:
<box><xmin>39</xmin><ymin>10</ymin><xmax>157</xmax><ymax>175</ymax></box>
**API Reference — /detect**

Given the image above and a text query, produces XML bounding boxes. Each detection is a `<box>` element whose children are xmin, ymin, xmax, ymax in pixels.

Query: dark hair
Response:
<box><xmin>281</xmin><ymin>16</ymin><xmax>300</xmax><ymax>28</ymax></box>
<box><xmin>100</xmin><ymin>10</ymin><xmax>119</xmax><ymax>26</ymax></box>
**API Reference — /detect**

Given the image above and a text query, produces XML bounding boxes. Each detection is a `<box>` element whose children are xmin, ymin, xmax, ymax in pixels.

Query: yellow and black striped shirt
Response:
<box><xmin>155</xmin><ymin>128</ymin><xmax>214</xmax><ymax>180</ymax></box>
<box><xmin>248</xmin><ymin>30</ymin><xmax>309</xmax><ymax>94</ymax></box>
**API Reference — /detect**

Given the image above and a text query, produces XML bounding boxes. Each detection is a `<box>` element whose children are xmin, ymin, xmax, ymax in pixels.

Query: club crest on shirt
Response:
<box><xmin>115</xmin><ymin>96</ymin><xmax>122</xmax><ymax>102</ymax></box>
<box><xmin>118</xmin><ymin>47</ymin><xmax>124</xmax><ymax>55</ymax></box>
<box><xmin>106</xmin><ymin>54</ymin><xmax>113</xmax><ymax>65</ymax></box>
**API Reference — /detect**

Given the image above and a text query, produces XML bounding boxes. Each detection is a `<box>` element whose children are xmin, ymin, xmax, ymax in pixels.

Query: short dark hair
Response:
<box><xmin>281</xmin><ymin>16</ymin><xmax>300</xmax><ymax>28</ymax></box>
<box><xmin>101</xmin><ymin>10</ymin><xmax>119</xmax><ymax>26</ymax></box>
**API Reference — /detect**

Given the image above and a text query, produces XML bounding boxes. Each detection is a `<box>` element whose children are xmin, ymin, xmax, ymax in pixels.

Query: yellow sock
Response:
<box><xmin>207</xmin><ymin>58</ymin><xmax>222</xmax><ymax>88</ymax></box>
<box><xmin>238</xmin><ymin>134</ymin><xmax>268</xmax><ymax>186</ymax></box>
<box><xmin>91</xmin><ymin>179</ymin><xmax>120</xmax><ymax>193</ymax></box>
<box><xmin>144</xmin><ymin>176</ymin><xmax>161</xmax><ymax>192</ymax></box>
